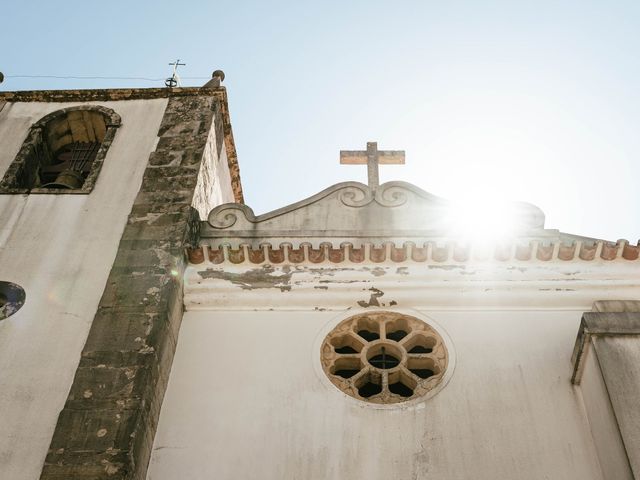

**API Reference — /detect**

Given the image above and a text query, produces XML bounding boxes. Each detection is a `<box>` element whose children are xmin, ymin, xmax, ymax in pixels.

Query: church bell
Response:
<box><xmin>41</xmin><ymin>169</ymin><xmax>85</xmax><ymax>189</ymax></box>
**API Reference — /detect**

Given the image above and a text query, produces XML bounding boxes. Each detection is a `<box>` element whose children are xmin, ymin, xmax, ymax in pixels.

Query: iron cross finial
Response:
<box><xmin>339</xmin><ymin>142</ymin><xmax>405</xmax><ymax>189</ymax></box>
<box><xmin>166</xmin><ymin>59</ymin><xmax>186</xmax><ymax>88</ymax></box>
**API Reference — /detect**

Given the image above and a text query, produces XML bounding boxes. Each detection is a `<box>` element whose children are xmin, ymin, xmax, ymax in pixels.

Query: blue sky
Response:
<box><xmin>2</xmin><ymin>1</ymin><xmax>640</xmax><ymax>241</ymax></box>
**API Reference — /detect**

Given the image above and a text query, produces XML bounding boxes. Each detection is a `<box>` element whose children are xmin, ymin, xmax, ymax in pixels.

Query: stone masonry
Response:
<box><xmin>39</xmin><ymin>90</ymin><xmax>241</xmax><ymax>479</ymax></box>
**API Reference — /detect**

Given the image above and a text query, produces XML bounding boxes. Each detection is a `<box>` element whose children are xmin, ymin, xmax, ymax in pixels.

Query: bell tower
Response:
<box><xmin>0</xmin><ymin>77</ymin><xmax>243</xmax><ymax>480</ymax></box>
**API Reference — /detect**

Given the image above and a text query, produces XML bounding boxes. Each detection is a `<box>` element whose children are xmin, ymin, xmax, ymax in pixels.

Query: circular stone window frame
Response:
<box><xmin>313</xmin><ymin>307</ymin><xmax>456</xmax><ymax>409</ymax></box>
<box><xmin>0</xmin><ymin>281</ymin><xmax>26</xmax><ymax>320</ymax></box>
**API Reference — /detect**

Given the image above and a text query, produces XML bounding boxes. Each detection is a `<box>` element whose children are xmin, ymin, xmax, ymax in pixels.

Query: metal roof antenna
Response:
<box><xmin>165</xmin><ymin>59</ymin><xmax>185</xmax><ymax>88</ymax></box>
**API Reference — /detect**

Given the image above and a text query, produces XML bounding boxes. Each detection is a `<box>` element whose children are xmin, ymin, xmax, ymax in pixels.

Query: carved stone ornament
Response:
<box><xmin>320</xmin><ymin>311</ymin><xmax>449</xmax><ymax>404</ymax></box>
<box><xmin>203</xmin><ymin>181</ymin><xmax>546</xmax><ymax>240</ymax></box>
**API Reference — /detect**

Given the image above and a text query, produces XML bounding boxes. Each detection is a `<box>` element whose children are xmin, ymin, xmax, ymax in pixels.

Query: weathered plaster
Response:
<box><xmin>0</xmin><ymin>98</ymin><xmax>168</xmax><ymax>480</ymax></box>
<box><xmin>39</xmin><ymin>93</ymin><xmax>238</xmax><ymax>480</ymax></box>
<box><xmin>184</xmin><ymin>260</ymin><xmax>640</xmax><ymax>311</ymax></box>
<box><xmin>151</xmin><ymin>110</ymin><xmax>639</xmax><ymax>478</ymax></box>
<box><xmin>147</xmin><ymin>309</ymin><xmax>604</xmax><ymax>480</ymax></box>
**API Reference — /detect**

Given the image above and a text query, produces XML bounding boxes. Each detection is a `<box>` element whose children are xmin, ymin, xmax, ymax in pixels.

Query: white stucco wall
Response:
<box><xmin>579</xmin><ymin>343</ymin><xmax>633</xmax><ymax>479</ymax></box>
<box><xmin>0</xmin><ymin>98</ymin><xmax>168</xmax><ymax>479</ymax></box>
<box><xmin>148</xmin><ymin>308</ymin><xmax>604</xmax><ymax>480</ymax></box>
<box><xmin>192</xmin><ymin>123</ymin><xmax>235</xmax><ymax>219</ymax></box>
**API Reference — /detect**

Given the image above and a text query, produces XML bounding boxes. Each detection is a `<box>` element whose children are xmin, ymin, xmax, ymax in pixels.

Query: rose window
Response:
<box><xmin>320</xmin><ymin>311</ymin><xmax>449</xmax><ymax>404</ymax></box>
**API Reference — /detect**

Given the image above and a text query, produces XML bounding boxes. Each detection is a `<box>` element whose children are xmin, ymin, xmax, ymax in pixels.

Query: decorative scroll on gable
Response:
<box><xmin>203</xmin><ymin>181</ymin><xmax>546</xmax><ymax>243</ymax></box>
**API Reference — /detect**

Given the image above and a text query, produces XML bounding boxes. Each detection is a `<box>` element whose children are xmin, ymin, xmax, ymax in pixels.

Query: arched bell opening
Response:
<box><xmin>39</xmin><ymin>110</ymin><xmax>109</xmax><ymax>189</ymax></box>
<box><xmin>0</xmin><ymin>105</ymin><xmax>121</xmax><ymax>193</ymax></box>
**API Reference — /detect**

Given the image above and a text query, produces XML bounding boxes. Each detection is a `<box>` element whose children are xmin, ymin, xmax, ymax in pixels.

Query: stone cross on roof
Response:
<box><xmin>340</xmin><ymin>142</ymin><xmax>405</xmax><ymax>189</ymax></box>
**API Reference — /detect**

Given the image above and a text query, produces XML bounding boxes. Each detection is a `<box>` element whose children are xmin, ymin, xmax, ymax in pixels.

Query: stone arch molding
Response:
<box><xmin>32</xmin><ymin>105</ymin><xmax>122</xmax><ymax>129</ymax></box>
<box><xmin>0</xmin><ymin>105</ymin><xmax>121</xmax><ymax>194</ymax></box>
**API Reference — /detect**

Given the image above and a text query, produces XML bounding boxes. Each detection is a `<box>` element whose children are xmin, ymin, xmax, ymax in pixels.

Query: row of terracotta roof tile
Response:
<box><xmin>187</xmin><ymin>240</ymin><xmax>640</xmax><ymax>265</ymax></box>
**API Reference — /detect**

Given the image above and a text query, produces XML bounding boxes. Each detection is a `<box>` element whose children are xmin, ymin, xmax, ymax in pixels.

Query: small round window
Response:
<box><xmin>320</xmin><ymin>311</ymin><xmax>449</xmax><ymax>404</ymax></box>
<box><xmin>0</xmin><ymin>281</ymin><xmax>26</xmax><ymax>320</ymax></box>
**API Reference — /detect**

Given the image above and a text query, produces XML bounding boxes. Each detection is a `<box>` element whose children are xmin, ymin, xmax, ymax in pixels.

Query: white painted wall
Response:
<box><xmin>192</xmin><ymin>123</ymin><xmax>234</xmax><ymax>219</ymax></box>
<box><xmin>148</xmin><ymin>308</ymin><xmax>604</xmax><ymax>480</ymax></box>
<box><xmin>579</xmin><ymin>343</ymin><xmax>633</xmax><ymax>479</ymax></box>
<box><xmin>0</xmin><ymin>99</ymin><xmax>168</xmax><ymax>479</ymax></box>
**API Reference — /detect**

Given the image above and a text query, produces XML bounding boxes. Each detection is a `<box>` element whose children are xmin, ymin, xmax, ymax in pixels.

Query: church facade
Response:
<box><xmin>0</xmin><ymin>81</ymin><xmax>639</xmax><ymax>480</ymax></box>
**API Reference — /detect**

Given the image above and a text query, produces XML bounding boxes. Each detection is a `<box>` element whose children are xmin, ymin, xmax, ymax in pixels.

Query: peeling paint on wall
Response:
<box><xmin>357</xmin><ymin>287</ymin><xmax>385</xmax><ymax>307</ymax></box>
<box><xmin>199</xmin><ymin>266</ymin><xmax>294</xmax><ymax>292</ymax></box>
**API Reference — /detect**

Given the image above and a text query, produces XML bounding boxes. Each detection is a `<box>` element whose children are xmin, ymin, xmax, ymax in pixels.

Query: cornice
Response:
<box><xmin>187</xmin><ymin>239</ymin><xmax>640</xmax><ymax>266</ymax></box>
<box><xmin>0</xmin><ymin>86</ymin><xmax>226</xmax><ymax>102</ymax></box>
